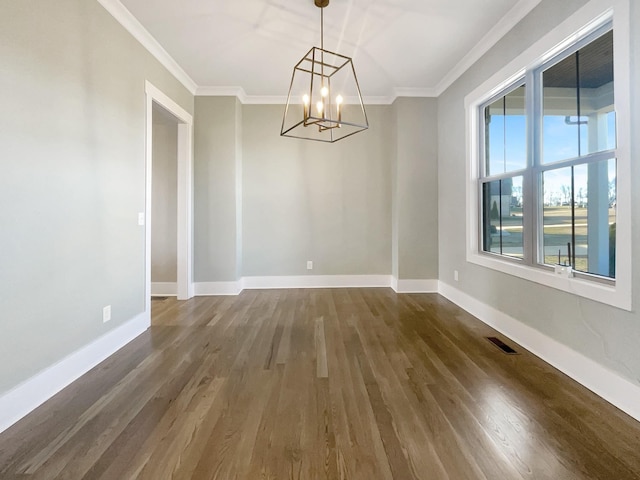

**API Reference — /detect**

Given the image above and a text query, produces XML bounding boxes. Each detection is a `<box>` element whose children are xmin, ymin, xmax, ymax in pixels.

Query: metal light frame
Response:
<box><xmin>280</xmin><ymin>0</ymin><xmax>368</xmax><ymax>143</ymax></box>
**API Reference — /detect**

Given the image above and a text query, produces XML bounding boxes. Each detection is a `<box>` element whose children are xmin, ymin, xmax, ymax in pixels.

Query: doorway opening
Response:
<box><xmin>144</xmin><ymin>82</ymin><xmax>194</xmax><ymax>319</ymax></box>
<box><xmin>150</xmin><ymin>103</ymin><xmax>179</xmax><ymax>297</ymax></box>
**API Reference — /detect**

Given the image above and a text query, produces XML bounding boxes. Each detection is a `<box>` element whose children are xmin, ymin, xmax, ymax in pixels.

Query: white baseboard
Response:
<box><xmin>194</xmin><ymin>281</ymin><xmax>243</xmax><ymax>296</ymax></box>
<box><xmin>241</xmin><ymin>275</ymin><xmax>392</xmax><ymax>289</ymax></box>
<box><xmin>438</xmin><ymin>281</ymin><xmax>640</xmax><ymax>423</ymax></box>
<box><xmin>193</xmin><ymin>276</ymin><xmax>441</xmax><ymax>294</ymax></box>
<box><xmin>151</xmin><ymin>282</ymin><xmax>177</xmax><ymax>296</ymax></box>
<box><xmin>0</xmin><ymin>312</ymin><xmax>150</xmax><ymax>434</ymax></box>
<box><xmin>392</xmin><ymin>278</ymin><xmax>439</xmax><ymax>293</ymax></box>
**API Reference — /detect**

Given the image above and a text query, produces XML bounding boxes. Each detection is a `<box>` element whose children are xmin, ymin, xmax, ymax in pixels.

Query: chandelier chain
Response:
<box><xmin>320</xmin><ymin>6</ymin><xmax>324</xmax><ymax>51</ymax></box>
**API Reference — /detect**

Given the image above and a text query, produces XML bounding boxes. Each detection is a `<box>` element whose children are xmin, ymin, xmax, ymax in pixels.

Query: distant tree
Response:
<box><xmin>490</xmin><ymin>201</ymin><xmax>500</xmax><ymax>220</ymax></box>
<box><xmin>609</xmin><ymin>179</ymin><xmax>617</xmax><ymax>206</ymax></box>
<box><xmin>512</xmin><ymin>185</ymin><xmax>523</xmax><ymax>207</ymax></box>
<box><xmin>560</xmin><ymin>185</ymin><xmax>571</xmax><ymax>205</ymax></box>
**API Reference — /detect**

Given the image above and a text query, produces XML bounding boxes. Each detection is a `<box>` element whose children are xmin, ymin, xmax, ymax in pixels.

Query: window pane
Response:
<box><xmin>482</xmin><ymin>177</ymin><xmax>524</xmax><ymax>258</ymax></box>
<box><xmin>543</xmin><ymin>52</ymin><xmax>579</xmax><ymax>163</ymax></box>
<box><xmin>542</xmin><ymin>167</ymin><xmax>573</xmax><ymax>265</ymax></box>
<box><xmin>541</xmin><ymin>159</ymin><xmax>616</xmax><ymax>277</ymax></box>
<box><xmin>482</xmin><ymin>181</ymin><xmax>500</xmax><ymax>254</ymax></box>
<box><xmin>484</xmin><ymin>86</ymin><xmax>526</xmax><ymax>175</ymax></box>
<box><xmin>542</xmin><ymin>30</ymin><xmax>614</xmax><ymax>163</ymax></box>
<box><xmin>580</xmin><ymin>31</ymin><xmax>615</xmax><ymax>155</ymax></box>
<box><xmin>579</xmin><ymin>158</ymin><xmax>616</xmax><ymax>277</ymax></box>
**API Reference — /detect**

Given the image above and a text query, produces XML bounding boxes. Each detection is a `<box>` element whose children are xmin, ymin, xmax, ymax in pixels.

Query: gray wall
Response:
<box><xmin>0</xmin><ymin>0</ymin><xmax>193</xmax><ymax>395</ymax></box>
<box><xmin>194</xmin><ymin>96</ymin><xmax>243</xmax><ymax>282</ymax></box>
<box><xmin>438</xmin><ymin>0</ymin><xmax>640</xmax><ymax>385</ymax></box>
<box><xmin>241</xmin><ymin>105</ymin><xmax>393</xmax><ymax>276</ymax></box>
<box><xmin>151</xmin><ymin>115</ymin><xmax>178</xmax><ymax>283</ymax></box>
<box><xmin>392</xmin><ymin>98</ymin><xmax>439</xmax><ymax>280</ymax></box>
<box><xmin>192</xmin><ymin>100</ymin><xmax>439</xmax><ymax>282</ymax></box>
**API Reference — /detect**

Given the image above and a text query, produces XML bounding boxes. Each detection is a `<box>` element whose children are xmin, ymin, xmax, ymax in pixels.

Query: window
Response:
<box><xmin>481</xmin><ymin>84</ymin><xmax>526</xmax><ymax>260</ymax></box>
<box><xmin>539</xmin><ymin>30</ymin><xmax>616</xmax><ymax>278</ymax></box>
<box><xmin>466</xmin><ymin>2</ymin><xmax>631</xmax><ymax>310</ymax></box>
<box><xmin>478</xmin><ymin>25</ymin><xmax>615</xmax><ymax>279</ymax></box>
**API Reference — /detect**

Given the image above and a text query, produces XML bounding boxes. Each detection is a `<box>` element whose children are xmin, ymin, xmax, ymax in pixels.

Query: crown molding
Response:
<box><xmin>364</xmin><ymin>95</ymin><xmax>397</xmax><ymax>105</ymax></box>
<box><xmin>393</xmin><ymin>87</ymin><xmax>438</xmax><ymax>98</ymax></box>
<box><xmin>196</xmin><ymin>87</ymin><xmax>285</xmax><ymax>105</ymax></box>
<box><xmin>435</xmin><ymin>0</ymin><xmax>542</xmax><ymax>96</ymax></box>
<box><xmin>242</xmin><ymin>95</ymin><xmax>288</xmax><ymax>105</ymax></box>
<box><xmin>196</xmin><ymin>86</ymin><xmax>249</xmax><ymax>103</ymax></box>
<box><xmin>96</xmin><ymin>0</ymin><xmax>197</xmax><ymax>95</ymax></box>
<box><xmin>229</xmin><ymin>91</ymin><xmax>437</xmax><ymax>105</ymax></box>
<box><xmin>195</xmin><ymin>89</ymin><xmax>402</xmax><ymax>105</ymax></box>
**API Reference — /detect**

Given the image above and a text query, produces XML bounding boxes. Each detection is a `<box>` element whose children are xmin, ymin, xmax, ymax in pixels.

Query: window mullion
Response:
<box><xmin>482</xmin><ymin>170</ymin><xmax>528</xmax><ymax>182</ymax></box>
<box><xmin>538</xmin><ymin>150</ymin><xmax>616</xmax><ymax>171</ymax></box>
<box><xmin>523</xmin><ymin>69</ymin><xmax>538</xmax><ymax>267</ymax></box>
<box><xmin>533</xmin><ymin>65</ymin><xmax>546</xmax><ymax>267</ymax></box>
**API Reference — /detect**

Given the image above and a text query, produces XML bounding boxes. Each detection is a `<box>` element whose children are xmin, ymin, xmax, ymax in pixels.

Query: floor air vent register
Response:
<box><xmin>486</xmin><ymin>336</ymin><xmax>519</xmax><ymax>354</ymax></box>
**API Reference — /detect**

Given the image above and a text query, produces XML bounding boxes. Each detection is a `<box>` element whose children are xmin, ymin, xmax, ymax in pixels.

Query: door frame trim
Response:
<box><xmin>145</xmin><ymin>81</ymin><xmax>194</xmax><ymax>314</ymax></box>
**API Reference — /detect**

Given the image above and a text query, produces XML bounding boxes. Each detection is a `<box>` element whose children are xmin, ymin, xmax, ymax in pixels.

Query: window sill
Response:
<box><xmin>467</xmin><ymin>251</ymin><xmax>631</xmax><ymax>311</ymax></box>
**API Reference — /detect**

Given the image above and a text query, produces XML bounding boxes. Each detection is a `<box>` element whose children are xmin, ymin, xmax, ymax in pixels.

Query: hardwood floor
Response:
<box><xmin>1</xmin><ymin>288</ymin><xmax>639</xmax><ymax>479</ymax></box>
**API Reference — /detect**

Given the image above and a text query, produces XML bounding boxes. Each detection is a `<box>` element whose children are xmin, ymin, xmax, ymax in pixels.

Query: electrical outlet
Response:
<box><xmin>138</xmin><ymin>212</ymin><xmax>145</xmax><ymax>226</ymax></box>
<box><xmin>307</xmin><ymin>260</ymin><xmax>313</xmax><ymax>270</ymax></box>
<box><xmin>103</xmin><ymin>305</ymin><xmax>111</xmax><ymax>323</ymax></box>
<box><xmin>454</xmin><ymin>270</ymin><xmax>459</xmax><ymax>282</ymax></box>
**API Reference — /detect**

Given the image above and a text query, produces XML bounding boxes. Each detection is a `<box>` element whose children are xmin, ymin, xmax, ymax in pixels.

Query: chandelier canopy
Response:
<box><xmin>280</xmin><ymin>0</ymin><xmax>368</xmax><ymax>143</ymax></box>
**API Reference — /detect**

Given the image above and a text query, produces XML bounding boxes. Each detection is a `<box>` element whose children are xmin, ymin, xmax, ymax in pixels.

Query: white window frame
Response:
<box><xmin>465</xmin><ymin>0</ymin><xmax>631</xmax><ymax>310</ymax></box>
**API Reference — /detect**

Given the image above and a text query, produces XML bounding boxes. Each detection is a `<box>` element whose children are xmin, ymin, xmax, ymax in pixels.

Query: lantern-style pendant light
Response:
<box><xmin>280</xmin><ymin>0</ymin><xmax>368</xmax><ymax>143</ymax></box>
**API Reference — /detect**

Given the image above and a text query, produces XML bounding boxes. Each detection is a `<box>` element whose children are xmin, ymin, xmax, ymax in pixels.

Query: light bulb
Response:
<box><xmin>316</xmin><ymin>101</ymin><xmax>324</xmax><ymax>115</ymax></box>
<box><xmin>302</xmin><ymin>94</ymin><xmax>310</xmax><ymax>123</ymax></box>
<box><xmin>321</xmin><ymin>86</ymin><xmax>329</xmax><ymax>97</ymax></box>
<box><xmin>336</xmin><ymin>95</ymin><xmax>343</xmax><ymax>124</ymax></box>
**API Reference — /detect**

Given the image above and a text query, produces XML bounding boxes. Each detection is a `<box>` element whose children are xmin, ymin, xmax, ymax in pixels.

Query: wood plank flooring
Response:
<box><xmin>1</xmin><ymin>288</ymin><xmax>639</xmax><ymax>479</ymax></box>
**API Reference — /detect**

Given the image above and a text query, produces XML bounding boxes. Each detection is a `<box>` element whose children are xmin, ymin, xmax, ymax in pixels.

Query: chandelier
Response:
<box><xmin>280</xmin><ymin>0</ymin><xmax>369</xmax><ymax>143</ymax></box>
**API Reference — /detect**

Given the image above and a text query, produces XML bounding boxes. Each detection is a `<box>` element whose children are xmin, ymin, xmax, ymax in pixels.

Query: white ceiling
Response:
<box><xmin>114</xmin><ymin>0</ymin><xmax>541</xmax><ymax>100</ymax></box>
